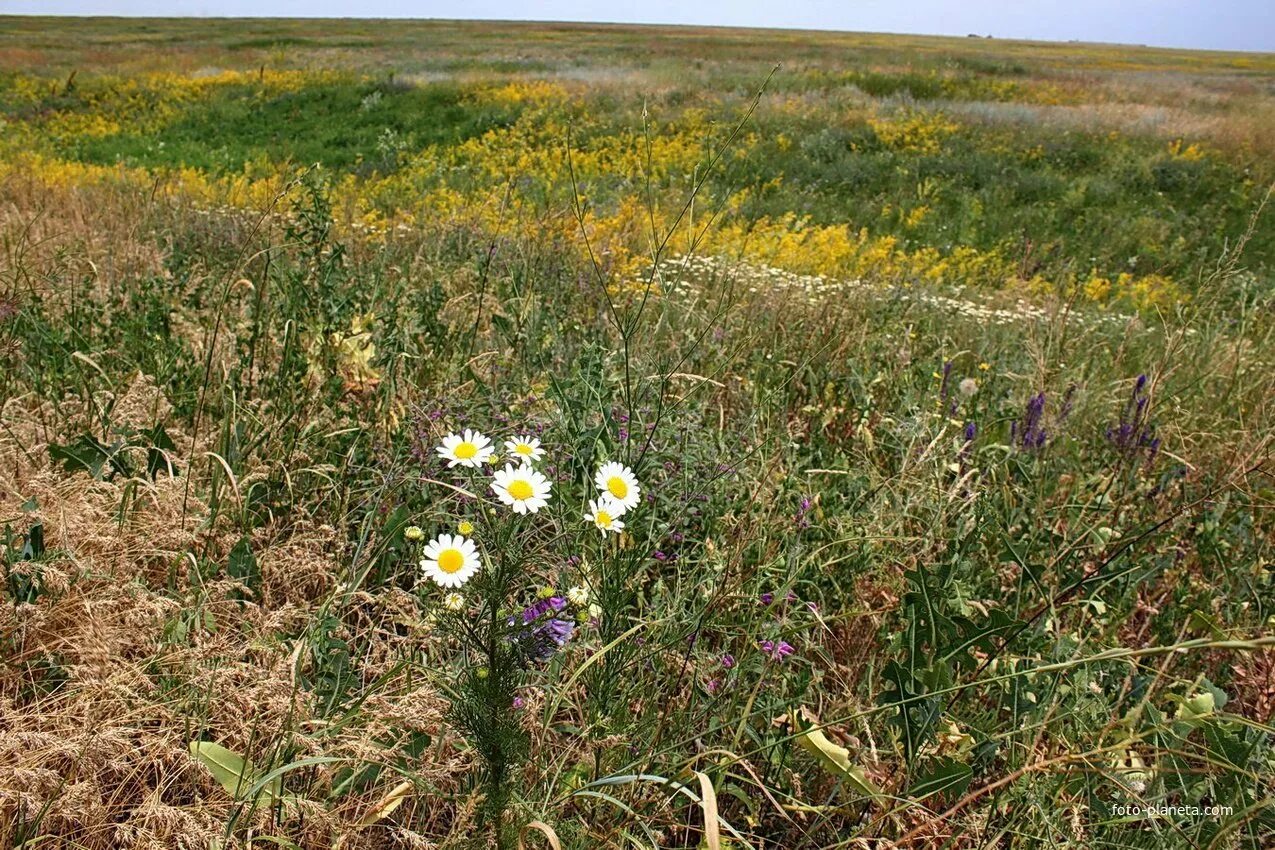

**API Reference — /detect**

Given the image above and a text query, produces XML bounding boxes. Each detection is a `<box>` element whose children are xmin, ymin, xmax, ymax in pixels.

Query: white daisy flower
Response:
<box><xmin>420</xmin><ymin>533</ymin><xmax>481</xmax><ymax>588</ymax></box>
<box><xmin>594</xmin><ymin>461</ymin><xmax>640</xmax><ymax>513</ymax></box>
<box><xmin>504</xmin><ymin>435</ymin><xmax>545</xmax><ymax>464</ymax></box>
<box><xmin>436</xmin><ymin>429</ymin><xmax>494</xmax><ymax>469</ymax></box>
<box><xmin>491</xmin><ymin>463</ymin><xmax>552</xmax><ymax>514</ymax></box>
<box><xmin>443</xmin><ymin>592</ymin><xmax>465</xmax><ymax>611</ymax></box>
<box><xmin>566</xmin><ymin>585</ymin><xmax>590</xmax><ymax>606</ymax></box>
<box><xmin>584</xmin><ymin>497</ymin><xmax>625</xmax><ymax>536</ymax></box>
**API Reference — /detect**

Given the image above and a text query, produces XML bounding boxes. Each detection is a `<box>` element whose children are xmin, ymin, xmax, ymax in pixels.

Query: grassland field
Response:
<box><xmin>0</xmin><ymin>15</ymin><xmax>1273</xmax><ymax>850</ymax></box>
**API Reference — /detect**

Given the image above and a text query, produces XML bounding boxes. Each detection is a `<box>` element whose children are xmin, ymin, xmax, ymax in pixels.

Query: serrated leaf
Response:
<box><xmin>909</xmin><ymin>757</ymin><xmax>973</xmax><ymax>800</ymax></box>
<box><xmin>1186</xmin><ymin>609</ymin><xmax>1227</xmax><ymax>639</ymax></box>
<box><xmin>142</xmin><ymin>424</ymin><xmax>178</xmax><ymax>479</ymax></box>
<box><xmin>48</xmin><ymin>433</ymin><xmax>132</xmax><ymax>480</ymax></box>
<box><xmin>21</xmin><ymin>523</ymin><xmax>44</xmax><ymax>561</ymax></box>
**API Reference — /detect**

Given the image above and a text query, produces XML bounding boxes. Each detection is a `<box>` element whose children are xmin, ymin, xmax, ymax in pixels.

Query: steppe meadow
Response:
<box><xmin>0</xmin><ymin>15</ymin><xmax>1273</xmax><ymax>849</ymax></box>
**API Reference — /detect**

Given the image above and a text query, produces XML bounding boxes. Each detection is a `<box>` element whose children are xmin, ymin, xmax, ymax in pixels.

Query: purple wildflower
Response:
<box><xmin>721</xmin><ymin>653</ymin><xmax>736</xmax><ymax>669</ymax></box>
<box><xmin>512</xmin><ymin>597</ymin><xmax>575</xmax><ymax>662</ymax></box>
<box><xmin>759</xmin><ymin>639</ymin><xmax>794</xmax><ymax>661</ymax></box>
<box><xmin>1013</xmin><ymin>392</ymin><xmax>1048</xmax><ymax>451</ymax></box>
<box><xmin>1106</xmin><ymin>374</ymin><xmax>1160</xmax><ymax>466</ymax></box>
<box><xmin>795</xmin><ymin>495</ymin><xmax>813</xmax><ymax>528</ymax></box>
<box><xmin>958</xmin><ymin>421</ymin><xmax>977</xmax><ymax>465</ymax></box>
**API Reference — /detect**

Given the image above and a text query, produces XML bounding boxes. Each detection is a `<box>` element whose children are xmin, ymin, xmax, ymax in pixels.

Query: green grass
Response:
<box><xmin>44</xmin><ymin>77</ymin><xmax>519</xmax><ymax>173</ymax></box>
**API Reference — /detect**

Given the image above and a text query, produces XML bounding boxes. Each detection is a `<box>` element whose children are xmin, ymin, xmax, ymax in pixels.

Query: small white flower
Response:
<box><xmin>436</xmin><ymin>429</ymin><xmax>494</xmax><ymax>468</ymax></box>
<box><xmin>958</xmin><ymin>378</ymin><xmax>978</xmax><ymax>397</ymax></box>
<box><xmin>420</xmin><ymin>533</ymin><xmax>481</xmax><ymax>588</ymax></box>
<box><xmin>404</xmin><ymin>525</ymin><xmax>425</xmax><ymax>542</ymax></box>
<box><xmin>443</xmin><ymin>592</ymin><xmax>465</xmax><ymax>611</ymax></box>
<box><xmin>566</xmin><ymin>585</ymin><xmax>589</xmax><ymax>606</ymax></box>
<box><xmin>504</xmin><ymin>435</ymin><xmax>545</xmax><ymax>464</ymax></box>
<box><xmin>491</xmin><ymin>463</ymin><xmax>552</xmax><ymax>514</ymax></box>
<box><xmin>594</xmin><ymin>461</ymin><xmax>640</xmax><ymax>513</ymax></box>
<box><xmin>584</xmin><ymin>498</ymin><xmax>625</xmax><ymax>536</ymax></box>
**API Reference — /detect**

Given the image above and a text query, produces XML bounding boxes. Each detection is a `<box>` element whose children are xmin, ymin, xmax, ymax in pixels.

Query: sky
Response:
<box><xmin>3</xmin><ymin>1</ymin><xmax>1273</xmax><ymax>53</ymax></box>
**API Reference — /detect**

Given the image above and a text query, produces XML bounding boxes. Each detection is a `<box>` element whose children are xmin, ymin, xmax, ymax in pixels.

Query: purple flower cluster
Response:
<box><xmin>408</xmin><ymin>402</ymin><xmax>454</xmax><ymax>465</ymax></box>
<box><xmin>957</xmin><ymin>421</ymin><xmax>978</xmax><ymax>470</ymax></box>
<box><xmin>755</xmin><ymin>590</ymin><xmax>806</xmax><ymax>662</ymax></box>
<box><xmin>759</xmin><ymin>639</ymin><xmax>794</xmax><ymax>661</ymax></box>
<box><xmin>511</xmin><ymin>596</ymin><xmax>575</xmax><ymax>662</ymax></box>
<box><xmin>794</xmin><ymin>495</ymin><xmax>813</xmax><ymax>528</ymax></box>
<box><xmin>1106</xmin><ymin>374</ymin><xmax>1160</xmax><ymax>465</ymax></box>
<box><xmin>1011</xmin><ymin>392</ymin><xmax>1048</xmax><ymax>451</ymax></box>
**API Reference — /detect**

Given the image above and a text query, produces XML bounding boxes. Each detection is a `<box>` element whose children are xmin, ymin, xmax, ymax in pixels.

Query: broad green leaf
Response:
<box><xmin>142</xmin><ymin>424</ymin><xmax>178</xmax><ymax>479</ymax></box>
<box><xmin>790</xmin><ymin>710</ymin><xmax>882</xmax><ymax>799</ymax></box>
<box><xmin>189</xmin><ymin>741</ymin><xmax>280</xmax><ymax>804</ymax></box>
<box><xmin>21</xmin><ymin>523</ymin><xmax>44</xmax><ymax>561</ymax></box>
<box><xmin>909</xmin><ymin>757</ymin><xmax>973</xmax><ymax>800</ymax></box>
<box><xmin>48</xmin><ymin>433</ymin><xmax>132</xmax><ymax>480</ymax></box>
<box><xmin>226</xmin><ymin>535</ymin><xmax>260</xmax><ymax>596</ymax></box>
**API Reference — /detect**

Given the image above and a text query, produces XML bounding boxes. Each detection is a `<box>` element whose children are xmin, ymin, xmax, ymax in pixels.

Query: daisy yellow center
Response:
<box><xmin>454</xmin><ymin>441</ymin><xmax>478</xmax><ymax>459</ymax></box>
<box><xmin>507</xmin><ymin>479</ymin><xmax>534</xmax><ymax>500</ymax></box>
<box><xmin>596</xmin><ymin>510</ymin><xmax>613</xmax><ymax>528</ymax></box>
<box><xmin>606</xmin><ymin>476</ymin><xmax>628</xmax><ymax>500</ymax></box>
<box><xmin>515</xmin><ymin>444</ymin><xmax>532</xmax><ymax>455</ymax></box>
<box><xmin>437</xmin><ymin>549</ymin><xmax>465</xmax><ymax>574</ymax></box>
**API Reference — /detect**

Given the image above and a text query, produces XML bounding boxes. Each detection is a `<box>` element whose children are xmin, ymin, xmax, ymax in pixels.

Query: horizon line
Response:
<box><xmin>4</xmin><ymin>13</ymin><xmax>1273</xmax><ymax>57</ymax></box>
